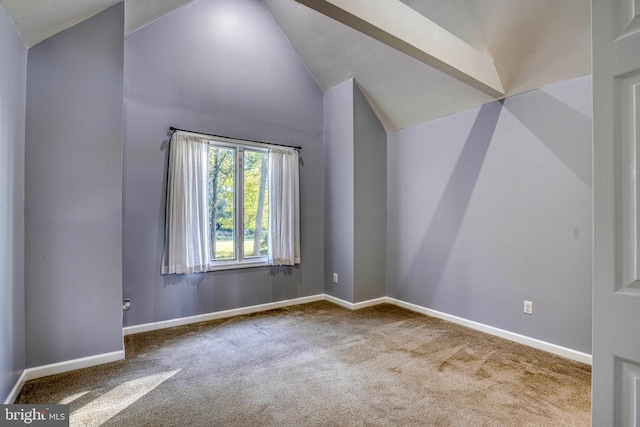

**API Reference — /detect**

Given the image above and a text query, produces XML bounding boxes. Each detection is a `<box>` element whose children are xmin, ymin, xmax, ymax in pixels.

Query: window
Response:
<box><xmin>208</xmin><ymin>141</ymin><xmax>269</xmax><ymax>266</ymax></box>
<box><xmin>161</xmin><ymin>130</ymin><xmax>300</xmax><ymax>275</ymax></box>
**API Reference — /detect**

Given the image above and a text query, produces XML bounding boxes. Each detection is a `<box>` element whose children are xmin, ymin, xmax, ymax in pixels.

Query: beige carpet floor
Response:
<box><xmin>17</xmin><ymin>301</ymin><xmax>591</xmax><ymax>426</ymax></box>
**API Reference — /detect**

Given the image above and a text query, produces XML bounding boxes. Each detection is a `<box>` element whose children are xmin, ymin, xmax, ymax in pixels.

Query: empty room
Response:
<box><xmin>1</xmin><ymin>0</ymin><xmax>637</xmax><ymax>425</ymax></box>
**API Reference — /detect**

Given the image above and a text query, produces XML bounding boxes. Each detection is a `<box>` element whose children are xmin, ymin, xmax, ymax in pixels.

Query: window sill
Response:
<box><xmin>207</xmin><ymin>260</ymin><xmax>269</xmax><ymax>271</ymax></box>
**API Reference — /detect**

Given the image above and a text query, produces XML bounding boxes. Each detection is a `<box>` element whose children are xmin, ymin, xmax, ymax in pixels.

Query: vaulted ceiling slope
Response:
<box><xmin>1</xmin><ymin>0</ymin><xmax>591</xmax><ymax>131</ymax></box>
<box><xmin>0</xmin><ymin>0</ymin><xmax>120</xmax><ymax>48</ymax></box>
<box><xmin>265</xmin><ymin>0</ymin><xmax>591</xmax><ymax>130</ymax></box>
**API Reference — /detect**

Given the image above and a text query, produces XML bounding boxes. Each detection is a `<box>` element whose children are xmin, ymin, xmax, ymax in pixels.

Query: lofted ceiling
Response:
<box><xmin>0</xmin><ymin>0</ymin><xmax>120</xmax><ymax>48</ymax></box>
<box><xmin>0</xmin><ymin>0</ymin><xmax>591</xmax><ymax>131</ymax></box>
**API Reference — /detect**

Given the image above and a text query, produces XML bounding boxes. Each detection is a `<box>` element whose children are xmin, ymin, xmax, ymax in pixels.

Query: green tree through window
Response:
<box><xmin>208</xmin><ymin>143</ymin><xmax>268</xmax><ymax>262</ymax></box>
<box><xmin>244</xmin><ymin>149</ymin><xmax>268</xmax><ymax>257</ymax></box>
<box><xmin>208</xmin><ymin>145</ymin><xmax>235</xmax><ymax>260</ymax></box>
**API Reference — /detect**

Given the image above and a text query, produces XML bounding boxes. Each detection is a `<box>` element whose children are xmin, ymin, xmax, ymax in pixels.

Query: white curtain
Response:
<box><xmin>268</xmin><ymin>149</ymin><xmax>300</xmax><ymax>266</ymax></box>
<box><xmin>161</xmin><ymin>131</ymin><xmax>211</xmax><ymax>274</ymax></box>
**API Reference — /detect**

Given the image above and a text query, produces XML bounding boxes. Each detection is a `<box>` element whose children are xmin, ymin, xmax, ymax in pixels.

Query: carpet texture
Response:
<box><xmin>17</xmin><ymin>301</ymin><xmax>591</xmax><ymax>426</ymax></box>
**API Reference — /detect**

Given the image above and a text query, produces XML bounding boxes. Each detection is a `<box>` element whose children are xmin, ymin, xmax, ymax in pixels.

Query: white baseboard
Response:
<box><xmin>6</xmin><ymin>295</ymin><xmax>324</xmax><ymax>403</ymax></box>
<box><xmin>323</xmin><ymin>295</ymin><xmax>591</xmax><ymax>365</ymax></box>
<box><xmin>323</xmin><ymin>294</ymin><xmax>355</xmax><ymax>309</ymax></box>
<box><xmin>323</xmin><ymin>294</ymin><xmax>387</xmax><ymax>310</ymax></box>
<box><xmin>123</xmin><ymin>294</ymin><xmax>325</xmax><ymax>336</ymax></box>
<box><xmin>5</xmin><ymin>350</ymin><xmax>125</xmax><ymax>404</ymax></box>
<box><xmin>386</xmin><ymin>297</ymin><xmax>592</xmax><ymax>365</ymax></box>
<box><xmin>6</xmin><ymin>293</ymin><xmax>591</xmax><ymax>403</ymax></box>
<box><xmin>4</xmin><ymin>371</ymin><xmax>28</xmax><ymax>404</ymax></box>
<box><xmin>23</xmin><ymin>351</ymin><xmax>125</xmax><ymax>383</ymax></box>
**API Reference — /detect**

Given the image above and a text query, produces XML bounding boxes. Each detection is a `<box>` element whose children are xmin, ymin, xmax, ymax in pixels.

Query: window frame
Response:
<box><xmin>207</xmin><ymin>136</ymin><xmax>269</xmax><ymax>271</ymax></box>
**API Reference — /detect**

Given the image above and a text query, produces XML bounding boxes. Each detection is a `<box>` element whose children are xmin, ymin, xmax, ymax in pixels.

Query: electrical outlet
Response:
<box><xmin>523</xmin><ymin>300</ymin><xmax>533</xmax><ymax>315</ymax></box>
<box><xmin>332</xmin><ymin>273</ymin><xmax>338</xmax><ymax>284</ymax></box>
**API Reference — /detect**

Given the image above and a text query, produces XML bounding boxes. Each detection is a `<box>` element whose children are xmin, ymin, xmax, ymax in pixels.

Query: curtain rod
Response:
<box><xmin>169</xmin><ymin>127</ymin><xmax>302</xmax><ymax>151</ymax></box>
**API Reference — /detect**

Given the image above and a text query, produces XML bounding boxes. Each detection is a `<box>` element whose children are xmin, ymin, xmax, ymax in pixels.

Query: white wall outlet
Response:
<box><xmin>524</xmin><ymin>300</ymin><xmax>533</xmax><ymax>315</ymax></box>
<box><xmin>332</xmin><ymin>273</ymin><xmax>338</xmax><ymax>284</ymax></box>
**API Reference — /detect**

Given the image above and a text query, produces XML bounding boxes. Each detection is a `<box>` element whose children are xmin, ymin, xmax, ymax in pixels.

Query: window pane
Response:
<box><xmin>209</xmin><ymin>145</ymin><xmax>235</xmax><ymax>260</ymax></box>
<box><xmin>243</xmin><ymin>150</ymin><xmax>268</xmax><ymax>258</ymax></box>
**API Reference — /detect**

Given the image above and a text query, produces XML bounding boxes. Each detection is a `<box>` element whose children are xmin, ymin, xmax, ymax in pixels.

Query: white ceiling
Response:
<box><xmin>0</xmin><ymin>0</ymin><xmax>120</xmax><ymax>48</ymax></box>
<box><xmin>1</xmin><ymin>0</ymin><xmax>591</xmax><ymax>131</ymax></box>
<box><xmin>264</xmin><ymin>0</ymin><xmax>591</xmax><ymax>130</ymax></box>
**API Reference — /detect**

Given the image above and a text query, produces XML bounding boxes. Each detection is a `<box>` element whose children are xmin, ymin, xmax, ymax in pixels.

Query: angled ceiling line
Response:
<box><xmin>0</xmin><ymin>0</ymin><xmax>121</xmax><ymax>47</ymax></box>
<box><xmin>295</xmin><ymin>0</ymin><xmax>506</xmax><ymax>98</ymax></box>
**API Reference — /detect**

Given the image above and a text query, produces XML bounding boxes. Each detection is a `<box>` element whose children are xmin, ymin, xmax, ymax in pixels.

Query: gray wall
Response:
<box><xmin>25</xmin><ymin>4</ymin><xmax>124</xmax><ymax>367</ymax></box>
<box><xmin>324</xmin><ymin>79</ymin><xmax>355</xmax><ymax>302</ymax></box>
<box><xmin>387</xmin><ymin>75</ymin><xmax>592</xmax><ymax>353</ymax></box>
<box><xmin>353</xmin><ymin>83</ymin><xmax>386</xmax><ymax>302</ymax></box>
<box><xmin>0</xmin><ymin>2</ymin><xmax>26</xmax><ymax>402</ymax></box>
<box><xmin>122</xmin><ymin>0</ymin><xmax>324</xmax><ymax>326</ymax></box>
<box><xmin>324</xmin><ymin>79</ymin><xmax>387</xmax><ymax>303</ymax></box>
